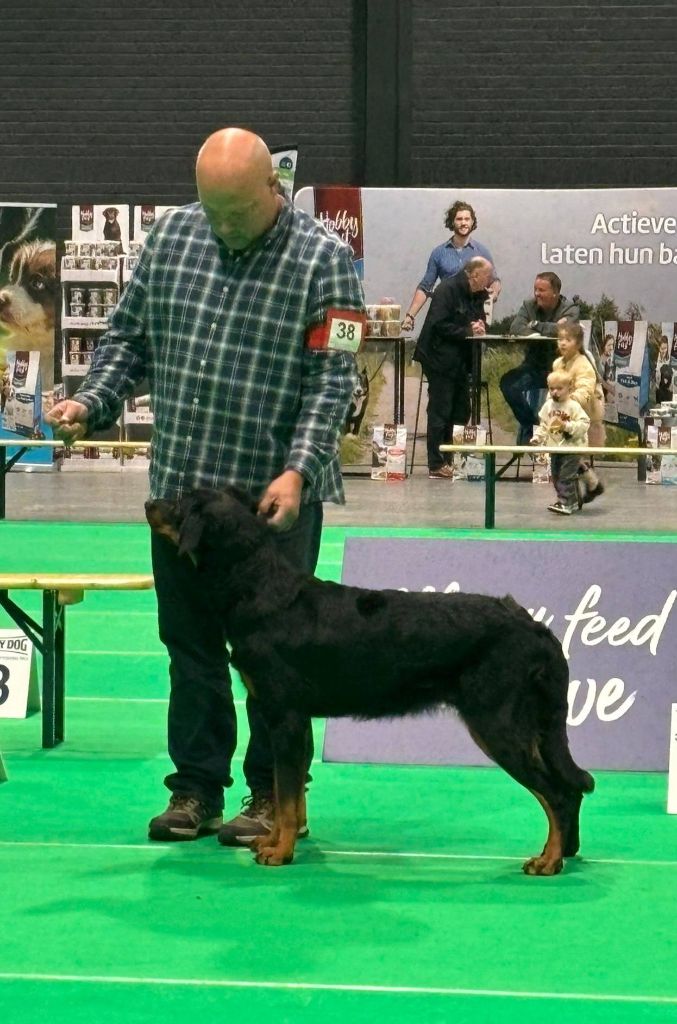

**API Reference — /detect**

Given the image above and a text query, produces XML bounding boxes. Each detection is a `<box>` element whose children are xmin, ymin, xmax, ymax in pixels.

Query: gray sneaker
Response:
<box><xmin>148</xmin><ymin>794</ymin><xmax>222</xmax><ymax>841</ymax></box>
<box><xmin>217</xmin><ymin>792</ymin><xmax>310</xmax><ymax>847</ymax></box>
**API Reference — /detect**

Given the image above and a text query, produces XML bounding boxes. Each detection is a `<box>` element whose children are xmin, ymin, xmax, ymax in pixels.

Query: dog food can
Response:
<box><xmin>69</xmin><ymin>302</ymin><xmax>86</xmax><ymax>317</ymax></box>
<box><xmin>69</xmin><ymin>336</ymin><xmax>82</xmax><ymax>353</ymax></box>
<box><xmin>103</xmin><ymin>288</ymin><xmax>117</xmax><ymax>303</ymax></box>
<box><xmin>80</xmin><ymin>243</ymin><xmax>95</xmax><ymax>257</ymax></box>
<box><xmin>87</xmin><ymin>289</ymin><xmax>103</xmax><ymax>303</ymax></box>
<box><xmin>88</xmin><ymin>303</ymin><xmax>104</xmax><ymax>318</ymax></box>
<box><xmin>366</xmin><ymin>320</ymin><xmax>382</xmax><ymax>337</ymax></box>
<box><xmin>64</xmin><ymin>241</ymin><xmax>78</xmax><ymax>256</ymax></box>
<box><xmin>69</xmin><ymin>353</ymin><xmax>81</xmax><ymax>365</ymax></box>
<box><xmin>103</xmin><ymin>303</ymin><xmax>116</xmax><ymax>316</ymax></box>
<box><xmin>82</xmin><ymin>352</ymin><xmax>93</xmax><ymax>364</ymax></box>
<box><xmin>78</xmin><ymin>257</ymin><xmax>94</xmax><ymax>269</ymax></box>
<box><xmin>69</xmin><ymin>287</ymin><xmax>86</xmax><ymax>304</ymax></box>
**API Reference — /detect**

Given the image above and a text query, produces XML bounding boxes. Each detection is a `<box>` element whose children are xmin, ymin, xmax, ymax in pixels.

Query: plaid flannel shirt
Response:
<box><xmin>75</xmin><ymin>200</ymin><xmax>363</xmax><ymax>502</ymax></box>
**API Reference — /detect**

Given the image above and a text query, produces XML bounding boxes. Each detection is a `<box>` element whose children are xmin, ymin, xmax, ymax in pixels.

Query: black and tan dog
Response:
<box><xmin>146</xmin><ymin>486</ymin><xmax>594</xmax><ymax>875</ymax></box>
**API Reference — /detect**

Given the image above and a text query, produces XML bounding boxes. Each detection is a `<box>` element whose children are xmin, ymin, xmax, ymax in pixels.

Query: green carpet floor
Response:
<box><xmin>0</xmin><ymin>523</ymin><xmax>676</xmax><ymax>1024</ymax></box>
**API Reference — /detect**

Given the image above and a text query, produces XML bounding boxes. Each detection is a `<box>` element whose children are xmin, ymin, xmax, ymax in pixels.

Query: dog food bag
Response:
<box><xmin>372</xmin><ymin>423</ymin><xmax>406</xmax><ymax>480</ymax></box>
<box><xmin>452</xmin><ymin>424</ymin><xmax>487</xmax><ymax>481</ymax></box>
<box><xmin>5</xmin><ymin>350</ymin><xmax>42</xmax><ymax>437</ymax></box>
<box><xmin>386</xmin><ymin>435</ymin><xmax>407</xmax><ymax>480</ymax></box>
<box><xmin>532</xmin><ymin>453</ymin><xmax>551</xmax><ymax>484</ymax></box>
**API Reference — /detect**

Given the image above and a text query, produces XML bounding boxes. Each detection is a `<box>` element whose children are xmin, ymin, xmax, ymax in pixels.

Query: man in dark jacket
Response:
<box><xmin>500</xmin><ymin>272</ymin><xmax>580</xmax><ymax>443</ymax></box>
<box><xmin>414</xmin><ymin>257</ymin><xmax>493</xmax><ymax>478</ymax></box>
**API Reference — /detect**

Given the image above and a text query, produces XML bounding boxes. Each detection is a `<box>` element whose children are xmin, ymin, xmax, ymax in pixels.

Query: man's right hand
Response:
<box><xmin>45</xmin><ymin>400</ymin><xmax>89</xmax><ymax>443</ymax></box>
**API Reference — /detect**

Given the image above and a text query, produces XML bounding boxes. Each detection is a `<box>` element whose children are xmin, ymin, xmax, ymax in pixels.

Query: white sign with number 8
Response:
<box><xmin>0</xmin><ymin>630</ymin><xmax>40</xmax><ymax>720</ymax></box>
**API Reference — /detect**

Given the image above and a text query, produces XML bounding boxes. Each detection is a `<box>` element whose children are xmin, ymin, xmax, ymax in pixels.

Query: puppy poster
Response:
<box><xmin>0</xmin><ymin>203</ymin><xmax>56</xmax><ymax>465</ymax></box>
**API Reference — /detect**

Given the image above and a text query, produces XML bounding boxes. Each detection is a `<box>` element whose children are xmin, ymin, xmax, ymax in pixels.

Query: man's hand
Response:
<box><xmin>45</xmin><ymin>399</ymin><xmax>89</xmax><ymax>443</ymax></box>
<box><xmin>470</xmin><ymin>320</ymin><xmax>486</xmax><ymax>336</ymax></box>
<box><xmin>258</xmin><ymin>469</ymin><xmax>304</xmax><ymax>531</ymax></box>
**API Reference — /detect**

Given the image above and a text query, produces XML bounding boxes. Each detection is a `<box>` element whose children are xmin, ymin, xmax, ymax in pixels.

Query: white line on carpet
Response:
<box><xmin>0</xmin><ymin>840</ymin><xmax>674</xmax><ymax>869</ymax></box>
<box><xmin>0</xmin><ymin>972</ymin><xmax>674</xmax><ymax>1005</ymax></box>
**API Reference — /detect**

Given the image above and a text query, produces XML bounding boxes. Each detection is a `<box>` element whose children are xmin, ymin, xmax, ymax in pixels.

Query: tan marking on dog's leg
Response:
<box><xmin>523</xmin><ymin>790</ymin><xmax>564</xmax><ymax>876</ymax></box>
<box><xmin>468</xmin><ymin>726</ymin><xmax>564</xmax><ymax>876</ymax></box>
<box><xmin>254</xmin><ymin>767</ymin><xmax>300</xmax><ymax>867</ymax></box>
<box><xmin>239</xmin><ymin>671</ymin><xmax>257</xmax><ymax>699</ymax></box>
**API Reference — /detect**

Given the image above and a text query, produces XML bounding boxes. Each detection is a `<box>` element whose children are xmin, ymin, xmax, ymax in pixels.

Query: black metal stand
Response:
<box><xmin>0</xmin><ymin>445</ymin><xmax>30</xmax><ymax>521</ymax></box>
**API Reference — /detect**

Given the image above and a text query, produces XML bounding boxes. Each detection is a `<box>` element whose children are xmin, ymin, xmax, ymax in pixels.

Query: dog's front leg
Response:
<box><xmin>253</xmin><ymin>711</ymin><xmax>307</xmax><ymax>867</ymax></box>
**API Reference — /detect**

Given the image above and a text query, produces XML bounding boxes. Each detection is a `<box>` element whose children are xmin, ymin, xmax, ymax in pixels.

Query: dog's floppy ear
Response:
<box><xmin>177</xmin><ymin>507</ymin><xmax>206</xmax><ymax>559</ymax></box>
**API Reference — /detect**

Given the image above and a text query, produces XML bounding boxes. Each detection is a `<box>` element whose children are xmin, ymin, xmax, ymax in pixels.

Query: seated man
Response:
<box><xmin>413</xmin><ymin>257</ymin><xmax>493</xmax><ymax>478</ymax></box>
<box><xmin>500</xmin><ymin>272</ymin><xmax>579</xmax><ymax>444</ymax></box>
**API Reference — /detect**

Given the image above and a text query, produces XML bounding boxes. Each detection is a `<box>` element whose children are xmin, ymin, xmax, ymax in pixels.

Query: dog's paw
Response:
<box><xmin>254</xmin><ymin>845</ymin><xmax>294</xmax><ymax>866</ymax></box>
<box><xmin>522</xmin><ymin>854</ymin><xmax>564</xmax><ymax>876</ymax></box>
<box><xmin>250</xmin><ymin>833</ymin><xmax>274</xmax><ymax>852</ymax></box>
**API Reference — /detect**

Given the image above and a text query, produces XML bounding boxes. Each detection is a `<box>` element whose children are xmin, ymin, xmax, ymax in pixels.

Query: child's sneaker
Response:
<box><xmin>547</xmin><ymin>501</ymin><xmax>576</xmax><ymax>516</ymax></box>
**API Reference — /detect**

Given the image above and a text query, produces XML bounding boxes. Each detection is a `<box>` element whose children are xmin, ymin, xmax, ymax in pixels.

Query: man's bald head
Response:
<box><xmin>464</xmin><ymin>256</ymin><xmax>494</xmax><ymax>292</ymax></box>
<box><xmin>196</xmin><ymin>128</ymin><xmax>281</xmax><ymax>250</ymax></box>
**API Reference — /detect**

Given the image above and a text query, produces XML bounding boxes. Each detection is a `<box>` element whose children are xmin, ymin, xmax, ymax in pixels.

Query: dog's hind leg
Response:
<box><xmin>466</xmin><ymin>722</ymin><xmax>568</xmax><ymax>876</ymax></box>
<box><xmin>252</xmin><ymin>709</ymin><xmax>307</xmax><ymax>867</ymax></box>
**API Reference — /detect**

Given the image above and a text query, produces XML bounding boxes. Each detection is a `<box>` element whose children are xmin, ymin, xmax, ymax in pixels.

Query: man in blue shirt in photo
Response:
<box><xmin>402</xmin><ymin>200</ymin><xmax>500</xmax><ymax>332</ymax></box>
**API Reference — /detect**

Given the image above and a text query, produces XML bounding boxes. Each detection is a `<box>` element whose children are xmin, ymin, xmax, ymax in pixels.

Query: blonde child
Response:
<box><xmin>554</xmin><ymin>321</ymin><xmax>605</xmax><ymax>502</ymax></box>
<box><xmin>531</xmin><ymin>369</ymin><xmax>590</xmax><ymax>515</ymax></box>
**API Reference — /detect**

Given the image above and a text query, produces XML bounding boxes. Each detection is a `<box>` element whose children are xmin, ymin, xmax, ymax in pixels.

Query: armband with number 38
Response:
<box><xmin>305</xmin><ymin>308</ymin><xmax>367</xmax><ymax>354</ymax></box>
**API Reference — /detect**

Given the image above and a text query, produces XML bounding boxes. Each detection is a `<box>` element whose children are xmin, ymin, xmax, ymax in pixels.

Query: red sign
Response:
<box><xmin>314</xmin><ymin>187</ymin><xmax>364</xmax><ymax>263</ymax></box>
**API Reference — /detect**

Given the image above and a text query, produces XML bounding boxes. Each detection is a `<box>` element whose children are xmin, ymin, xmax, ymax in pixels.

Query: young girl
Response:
<box><xmin>553</xmin><ymin>322</ymin><xmax>605</xmax><ymax>503</ymax></box>
<box><xmin>532</xmin><ymin>370</ymin><xmax>590</xmax><ymax>515</ymax></box>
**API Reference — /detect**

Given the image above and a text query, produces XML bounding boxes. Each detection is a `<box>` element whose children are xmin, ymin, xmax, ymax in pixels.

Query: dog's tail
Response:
<box><xmin>531</xmin><ymin>648</ymin><xmax>595</xmax><ymax>795</ymax></box>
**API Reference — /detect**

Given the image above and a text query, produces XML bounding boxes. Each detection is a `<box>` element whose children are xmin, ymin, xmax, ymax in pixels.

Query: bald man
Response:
<box><xmin>413</xmin><ymin>257</ymin><xmax>493</xmax><ymax>478</ymax></box>
<box><xmin>47</xmin><ymin>127</ymin><xmax>365</xmax><ymax>847</ymax></box>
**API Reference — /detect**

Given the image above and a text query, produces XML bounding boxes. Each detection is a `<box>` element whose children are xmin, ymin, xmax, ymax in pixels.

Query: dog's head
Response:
<box><xmin>145</xmin><ymin>485</ymin><xmax>263</xmax><ymax>564</ymax></box>
<box><xmin>0</xmin><ymin>240</ymin><xmax>57</xmax><ymax>343</ymax></box>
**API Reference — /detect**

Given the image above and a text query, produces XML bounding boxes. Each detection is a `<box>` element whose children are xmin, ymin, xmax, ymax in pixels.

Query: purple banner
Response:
<box><xmin>323</xmin><ymin>537</ymin><xmax>677</xmax><ymax>771</ymax></box>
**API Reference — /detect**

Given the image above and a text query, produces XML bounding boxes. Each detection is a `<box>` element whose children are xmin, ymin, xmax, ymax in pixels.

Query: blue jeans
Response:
<box><xmin>500</xmin><ymin>363</ymin><xmax>549</xmax><ymax>444</ymax></box>
<box><xmin>151</xmin><ymin>500</ymin><xmax>323</xmax><ymax>808</ymax></box>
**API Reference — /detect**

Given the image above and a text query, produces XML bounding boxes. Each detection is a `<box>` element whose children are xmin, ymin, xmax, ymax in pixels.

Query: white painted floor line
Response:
<box><xmin>0</xmin><ymin>972</ymin><xmax>675</xmax><ymax>1005</ymax></box>
<box><xmin>67</xmin><ymin>696</ymin><xmax>246</xmax><ymax>707</ymax></box>
<box><xmin>0</xmin><ymin>839</ymin><xmax>675</xmax><ymax>869</ymax></box>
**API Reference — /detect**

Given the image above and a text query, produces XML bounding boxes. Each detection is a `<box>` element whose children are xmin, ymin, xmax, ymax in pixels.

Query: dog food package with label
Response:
<box><xmin>532</xmin><ymin>453</ymin><xmax>551</xmax><ymax>484</ymax></box>
<box><xmin>451</xmin><ymin>424</ymin><xmax>487</xmax><ymax>481</ymax></box>
<box><xmin>386</xmin><ymin>431</ymin><xmax>407</xmax><ymax>480</ymax></box>
<box><xmin>372</xmin><ymin>423</ymin><xmax>406</xmax><ymax>480</ymax></box>
<box><xmin>646</xmin><ymin>421</ymin><xmax>677</xmax><ymax>485</ymax></box>
<box><xmin>3</xmin><ymin>350</ymin><xmax>42</xmax><ymax>438</ymax></box>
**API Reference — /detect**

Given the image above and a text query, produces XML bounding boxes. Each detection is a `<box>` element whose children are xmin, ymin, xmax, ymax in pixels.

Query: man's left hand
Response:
<box><xmin>258</xmin><ymin>469</ymin><xmax>304</xmax><ymax>530</ymax></box>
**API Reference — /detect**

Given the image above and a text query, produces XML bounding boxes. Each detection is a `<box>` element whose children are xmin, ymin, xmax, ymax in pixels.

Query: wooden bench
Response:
<box><xmin>438</xmin><ymin>442</ymin><xmax>677</xmax><ymax>529</ymax></box>
<box><xmin>0</xmin><ymin>573</ymin><xmax>155</xmax><ymax>748</ymax></box>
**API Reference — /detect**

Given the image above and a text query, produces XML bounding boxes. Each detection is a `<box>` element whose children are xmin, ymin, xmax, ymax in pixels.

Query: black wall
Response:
<box><xmin>2</xmin><ymin>0</ymin><xmax>677</xmax><ymax>238</ymax></box>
